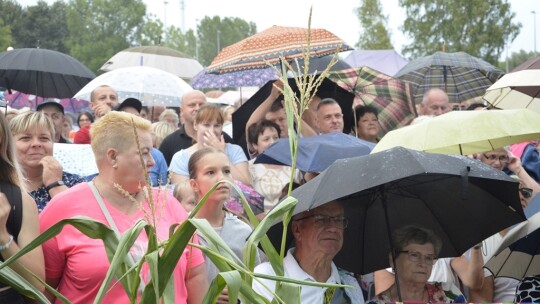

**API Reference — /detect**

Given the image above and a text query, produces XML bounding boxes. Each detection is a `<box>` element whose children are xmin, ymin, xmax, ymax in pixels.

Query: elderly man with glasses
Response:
<box><xmin>252</xmin><ymin>200</ymin><xmax>364</xmax><ymax>303</ymax></box>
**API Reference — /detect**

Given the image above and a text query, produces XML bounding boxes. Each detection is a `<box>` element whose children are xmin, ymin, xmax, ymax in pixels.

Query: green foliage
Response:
<box><xmin>355</xmin><ymin>0</ymin><xmax>393</xmax><ymax>49</ymax></box>
<box><xmin>137</xmin><ymin>15</ymin><xmax>165</xmax><ymax>46</ymax></box>
<box><xmin>399</xmin><ymin>0</ymin><xmax>521</xmax><ymax>65</ymax></box>
<box><xmin>196</xmin><ymin>16</ymin><xmax>257</xmax><ymax>66</ymax></box>
<box><xmin>65</xmin><ymin>0</ymin><xmax>147</xmax><ymax>73</ymax></box>
<box><xmin>13</xmin><ymin>1</ymin><xmax>69</xmax><ymax>52</ymax></box>
<box><xmin>0</xmin><ymin>18</ymin><xmax>11</xmax><ymax>51</ymax></box>
<box><xmin>498</xmin><ymin>49</ymin><xmax>539</xmax><ymax>72</ymax></box>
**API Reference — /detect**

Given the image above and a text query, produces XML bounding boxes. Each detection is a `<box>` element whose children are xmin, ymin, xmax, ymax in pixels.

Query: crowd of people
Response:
<box><xmin>0</xmin><ymin>77</ymin><xmax>539</xmax><ymax>303</ymax></box>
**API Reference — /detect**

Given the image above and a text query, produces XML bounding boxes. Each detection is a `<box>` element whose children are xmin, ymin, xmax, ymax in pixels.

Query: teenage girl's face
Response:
<box><xmin>253</xmin><ymin>127</ymin><xmax>279</xmax><ymax>155</ymax></box>
<box><xmin>191</xmin><ymin>152</ymin><xmax>232</xmax><ymax>202</ymax></box>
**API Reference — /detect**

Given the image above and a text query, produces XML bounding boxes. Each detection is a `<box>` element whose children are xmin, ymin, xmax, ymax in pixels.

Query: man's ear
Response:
<box><xmin>291</xmin><ymin>220</ymin><xmax>302</xmax><ymax>241</ymax></box>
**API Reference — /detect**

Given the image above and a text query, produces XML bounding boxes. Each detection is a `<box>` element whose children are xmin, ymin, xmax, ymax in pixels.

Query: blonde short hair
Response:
<box><xmin>9</xmin><ymin>111</ymin><xmax>55</xmax><ymax>139</ymax></box>
<box><xmin>152</xmin><ymin>121</ymin><xmax>176</xmax><ymax>148</ymax></box>
<box><xmin>158</xmin><ymin>109</ymin><xmax>179</xmax><ymax>124</ymax></box>
<box><xmin>90</xmin><ymin>111</ymin><xmax>152</xmax><ymax>162</ymax></box>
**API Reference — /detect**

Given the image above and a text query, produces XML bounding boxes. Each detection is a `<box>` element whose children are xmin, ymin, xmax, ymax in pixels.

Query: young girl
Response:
<box><xmin>188</xmin><ymin>147</ymin><xmax>260</xmax><ymax>287</ymax></box>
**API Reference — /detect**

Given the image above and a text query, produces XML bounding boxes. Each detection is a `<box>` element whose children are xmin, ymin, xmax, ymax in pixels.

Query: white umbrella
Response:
<box><xmin>99</xmin><ymin>46</ymin><xmax>203</xmax><ymax>79</ymax></box>
<box><xmin>73</xmin><ymin>66</ymin><xmax>193</xmax><ymax>107</ymax></box>
<box><xmin>483</xmin><ymin>69</ymin><xmax>540</xmax><ymax>115</ymax></box>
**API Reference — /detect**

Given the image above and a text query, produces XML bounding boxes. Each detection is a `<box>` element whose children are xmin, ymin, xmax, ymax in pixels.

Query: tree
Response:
<box><xmin>65</xmin><ymin>0</ymin><xmax>146</xmax><ymax>73</ymax></box>
<box><xmin>196</xmin><ymin>16</ymin><xmax>257</xmax><ymax>66</ymax></box>
<box><xmin>498</xmin><ymin>49</ymin><xmax>538</xmax><ymax>72</ymax></box>
<box><xmin>399</xmin><ymin>0</ymin><xmax>521</xmax><ymax>65</ymax></box>
<box><xmin>13</xmin><ymin>1</ymin><xmax>69</xmax><ymax>52</ymax></box>
<box><xmin>136</xmin><ymin>15</ymin><xmax>165</xmax><ymax>46</ymax></box>
<box><xmin>0</xmin><ymin>18</ymin><xmax>11</xmax><ymax>51</ymax></box>
<box><xmin>355</xmin><ymin>0</ymin><xmax>393</xmax><ymax>49</ymax></box>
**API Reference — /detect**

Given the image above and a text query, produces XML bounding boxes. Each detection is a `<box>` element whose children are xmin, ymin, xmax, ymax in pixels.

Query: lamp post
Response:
<box><xmin>195</xmin><ymin>19</ymin><xmax>200</xmax><ymax>61</ymax></box>
<box><xmin>163</xmin><ymin>1</ymin><xmax>168</xmax><ymax>29</ymax></box>
<box><xmin>217</xmin><ymin>30</ymin><xmax>221</xmax><ymax>54</ymax></box>
<box><xmin>533</xmin><ymin>10</ymin><xmax>537</xmax><ymax>54</ymax></box>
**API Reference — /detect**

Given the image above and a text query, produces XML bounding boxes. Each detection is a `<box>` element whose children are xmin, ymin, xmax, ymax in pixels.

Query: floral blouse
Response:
<box><xmin>30</xmin><ymin>171</ymin><xmax>85</xmax><ymax>213</ymax></box>
<box><xmin>367</xmin><ymin>282</ymin><xmax>466</xmax><ymax>304</ymax></box>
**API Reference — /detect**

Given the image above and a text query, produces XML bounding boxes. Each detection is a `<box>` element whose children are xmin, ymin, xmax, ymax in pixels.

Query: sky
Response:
<box><xmin>15</xmin><ymin>0</ymin><xmax>540</xmax><ymax>60</ymax></box>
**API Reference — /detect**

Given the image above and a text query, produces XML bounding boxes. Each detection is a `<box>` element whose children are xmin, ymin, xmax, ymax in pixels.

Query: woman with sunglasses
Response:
<box><xmin>369</xmin><ymin>226</ymin><xmax>465</xmax><ymax>303</ymax></box>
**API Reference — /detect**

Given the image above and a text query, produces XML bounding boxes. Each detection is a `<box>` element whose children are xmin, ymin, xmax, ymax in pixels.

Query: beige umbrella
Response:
<box><xmin>483</xmin><ymin>69</ymin><xmax>540</xmax><ymax>114</ymax></box>
<box><xmin>100</xmin><ymin>46</ymin><xmax>203</xmax><ymax>79</ymax></box>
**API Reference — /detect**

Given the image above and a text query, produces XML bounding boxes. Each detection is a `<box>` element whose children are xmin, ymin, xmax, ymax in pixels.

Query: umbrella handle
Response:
<box><xmin>380</xmin><ymin>186</ymin><xmax>403</xmax><ymax>302</ymax></box>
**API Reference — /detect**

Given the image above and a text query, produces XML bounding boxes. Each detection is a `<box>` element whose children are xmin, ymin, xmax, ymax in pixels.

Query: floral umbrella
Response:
<box><xmin>328</xmin><ymin>66</ymin><xmax>417</xmax><ymax>136</ymax></box>
<box><xmin>206</xmin><ymin>25</ymin><xmax>352</xmax><ymax>73</ymax></box>
<box><xmin>4</xmin><ymin>90</ymin><xmax>90</xmax><ymax>113</ymax></box>
<box><xmin>190</xmin><ymin>67</ymin><xmax>279</xmax><ymax>90</ymax></box>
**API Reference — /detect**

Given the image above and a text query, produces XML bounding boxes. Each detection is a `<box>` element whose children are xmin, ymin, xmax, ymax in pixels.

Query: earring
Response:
<box><xmin>112</xmin><ymin>162</ymin><xmax>118</xmax><ymax>169</ymax></box>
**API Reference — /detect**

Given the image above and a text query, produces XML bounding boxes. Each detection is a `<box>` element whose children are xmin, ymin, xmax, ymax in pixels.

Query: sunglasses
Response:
<box><xmin>519</xmin><ymin>187</ymin><xmax>533</xmax><ymax>199</ymax></box>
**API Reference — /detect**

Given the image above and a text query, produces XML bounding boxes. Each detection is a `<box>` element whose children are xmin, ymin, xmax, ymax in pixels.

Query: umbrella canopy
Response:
<box><xmin>395</xmin><ymin>51</ymin><xmax>504</xmax><ymax>104</ymax></box>
<box><xmin>512</xmin><ymin>56</ymin><xmax>540</xmax><ymax>72</ymax></box>
<box><xmin>0</xmin><ymin>48</ymin><xmax>95</xmax><ymax>99</ymax></box>
<box><xmin>483</xmin><ymin>69</ymin><xmax>540</xmax><ymax>114</ymax></box>
<box><xmin>254</xmin><ymin>132</ymin><xmax>375</xmax><ymax>173</ymax></box>
<box><xmin>343</xmin><ymin>49</ymin><xmax>409</xmax><ymax>76</ymax></box>
<box><xmin>485</xmin><ymin>212</ymin><xmax>540</xmax><ymax>280</ymax></box>
<box><xmin>207</xmin><ymin>25</ymin><xmax>352</xmax><ymax>73</ymax></box>
<box><xmin>100</xmin><ymin>45</ymin><xmax>203</xmax><ymax>79</ymax></box>
<box><xmin>3</xmin><ymin>90</ymin><xmax>90</xmax><ymax>113</ymax></box>
<box><xmin>190</xmin><ymin>67</ymin><xmax>279</xmax><ymax>89</ymax></box>
<box><xmin>372</xmin><ymin>109</ymin><xmax>540</xmax><ymax>155</ymax></box>
<box><xmin>232</xmin><ymin>77</ymin><xmax>356</xmax><ymax>151</ymax></box>
<box><xmin>73</xmin><ymin>66</ymin><xmax>193</xmax><ymax>107</ymax></box>
<box><xmin>267</xmin><ymin>147</ymin><xmax>525</xmax><ymax>275</ymax></box>
<box><xmin>328</xmin><ymin>66</ymin><xmax>417</xmax><ymax>136</ymax></box>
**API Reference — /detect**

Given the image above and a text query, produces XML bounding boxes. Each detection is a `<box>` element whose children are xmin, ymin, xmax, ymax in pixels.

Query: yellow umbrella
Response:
<box><xmin>372</xmin><ymin>109</ymin><xmax>540</xmax><ymax>155</ymax></box>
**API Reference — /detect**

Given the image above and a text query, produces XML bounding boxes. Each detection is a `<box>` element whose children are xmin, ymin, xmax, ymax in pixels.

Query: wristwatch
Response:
<box><xmin>45</xmin><ymin>180</ymin><xmax>65</xmax><ymax>192</ymax></box>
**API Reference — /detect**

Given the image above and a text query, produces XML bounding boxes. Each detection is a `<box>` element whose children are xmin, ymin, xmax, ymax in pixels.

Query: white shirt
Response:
<box><xmin>252</xmin><ymin>248</ymin><xmax>341</xmax><ymax>303</ymax></box>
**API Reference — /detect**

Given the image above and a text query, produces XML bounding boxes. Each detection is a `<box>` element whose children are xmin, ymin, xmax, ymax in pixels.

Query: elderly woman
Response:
<box><xmin>369</xmin><ymin>226</ymin><xmax>465</xmax><ymax>303</ymax></box>
<box><xmin>39</xmin><ymin>111</ymin><xmax>208</xmax><ymax>303</ymax></box>
<box><xmin>0</xmin><ymin>111</ymin><xmax>44</xmax><ymax>302</ymax></box>
<box><xmin>9</xmin><ymin>111</ymin><xmax>85</xmax><ymax>212</ymax></box>
<box><xmin>354</xmin><ymin>105</ymin><xmax>380</xmax><ymax>143</ymax></box>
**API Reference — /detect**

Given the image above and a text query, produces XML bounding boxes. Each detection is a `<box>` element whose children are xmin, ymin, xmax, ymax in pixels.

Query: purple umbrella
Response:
<box><xmin>4</xmin><ymin>90</ymin><xmax>90</xmax><ymax>113</ymax></box>
<box><xmin>190</xmin><ymin>67</ymin><xmax>279</xmax><ymax>89</ymax></box>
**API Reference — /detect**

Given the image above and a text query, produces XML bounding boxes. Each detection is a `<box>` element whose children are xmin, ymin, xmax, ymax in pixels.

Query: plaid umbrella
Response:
<box><xmin>190</xmin><ymin>67</ymin><xmax>279</xmax><ymax>89</ymax></box>
<box><xmin>395</xmin><ymin>51</ymin><xmax>504</xmax><ymax>104</ymax></box>
<box><xmin>207</xmin><ymin>25</ymin><xmax>352</xmax><ymax>73</ymax></box>
<box><xmin>328</xmin><ymin>66</ymin><xmax>417</xmax><ymax>136</ymax></box>
<box><xmin>100</xmin><ymin>45</ymin><xmax>203</xmax><ymax>79</ymax></box>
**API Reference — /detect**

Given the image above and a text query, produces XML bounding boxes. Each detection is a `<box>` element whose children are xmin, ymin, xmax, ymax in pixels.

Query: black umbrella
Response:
<box><xmin>0</xmin><ymin>48</ymin><xmax>96</xmax><ymax>99</ymax></box>
<box><xmin>266</xmin><ymin>147</ymin><xmax>525</xmax><ymax>276</ymax></box>
<box><xmin>232</xmin><ymin>77</ymin><xmax>355</xmax><ymax>155</ymax></box>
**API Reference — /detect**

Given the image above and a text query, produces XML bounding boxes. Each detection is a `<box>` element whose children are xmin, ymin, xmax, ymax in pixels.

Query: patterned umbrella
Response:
<box><xmin>73</xmin><ymin>66</ymin><xmax>193</xmax><ymax>107</ymax></box>
<box><xmin>3</xmin><ymin>90</ymin><xmax>90</xmax><ymax>113</ymax></box>
<box><xmin>207</xmin><ymin>25</ymin><xmax>352</xmax><ymax>73</ymax></box>
<box><xmin>328</xmin><ymin>66</ymin><xmax>417</xmax><ymax>135</ymax></box>
<box><xmin>100</xmin><ymin>45</ymin><xmax>203</xmax><ymax>79</ymax></box>
<box><xmin>395</xmin><ymin>51</ymin><xmax>504</xmax><ymax>104</ymax></box>
<box><xmin>190</xmin><ymin>67</ymin><xmax>278</xmax><ymax>89</ymax></box>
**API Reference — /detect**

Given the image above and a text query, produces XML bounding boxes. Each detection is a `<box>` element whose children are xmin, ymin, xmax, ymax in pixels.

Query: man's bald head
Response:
<box><xmin>419</xmin><ymin>88</ymin><xmax>450</xmax><ymax>116</ymax></box>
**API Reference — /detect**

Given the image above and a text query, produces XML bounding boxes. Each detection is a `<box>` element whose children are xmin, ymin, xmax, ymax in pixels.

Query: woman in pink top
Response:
<box><xmin>39</xmin><ymin>111</ymin><xmax>208</xmax><ymax>303</ymax></box>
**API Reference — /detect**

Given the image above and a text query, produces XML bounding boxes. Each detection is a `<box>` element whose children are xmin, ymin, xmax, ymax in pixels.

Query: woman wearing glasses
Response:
<box><xmin>369</xmin><ymin>226</ymin><xmax>465</xmax><ymax>303</ymax></box>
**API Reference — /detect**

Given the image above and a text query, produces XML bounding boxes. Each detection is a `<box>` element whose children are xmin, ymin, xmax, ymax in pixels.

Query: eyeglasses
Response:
<box><xmin>294</xmin><ymin>214</ymin><xmax>349</xmax><ymax>229</ymax></box>
<box><xmin>482</xmin><ymin>153</ymin><xmax>509</xmax><ymax>164</ymax></box>
<box><xmin>399</xmin><ymin>250</ymin><xmax>437</xmax><ymax>265</ymax></box>
<box><xmin>519</xmin><ymin>187</ymin><xmax>533</xmax><ymax>199</ymax></box>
